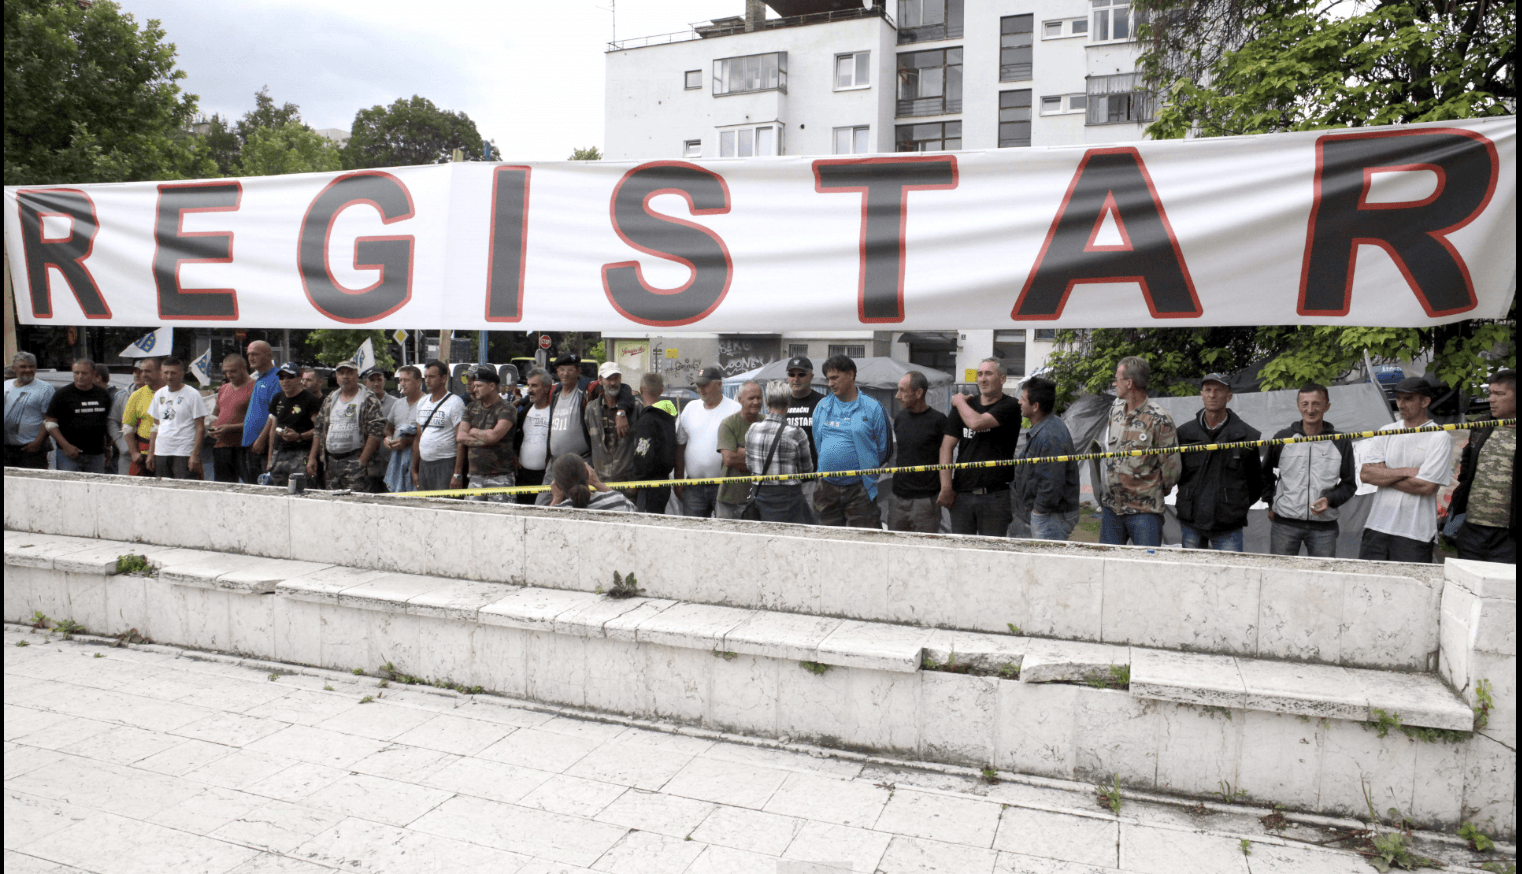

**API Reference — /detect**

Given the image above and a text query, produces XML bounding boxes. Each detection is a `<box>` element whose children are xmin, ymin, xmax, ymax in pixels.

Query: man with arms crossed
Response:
<box><xmin>940</xmin><ymin>358</ymin><xmax>1021</xmax><ymax>536</ymax></box>
<box><xmin>1358</xmin><ymin>377</ymin><xmax>1451</xmax><ymax>563</ymax></box>
<box><xmin>457</xmin><ymin>364</ymin><xmax>517</xmax><ymax>502</ymax></box>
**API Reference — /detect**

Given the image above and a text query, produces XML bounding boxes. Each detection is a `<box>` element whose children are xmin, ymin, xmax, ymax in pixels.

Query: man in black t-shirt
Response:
<box><xmin>890</xmin><ymin>370</ymin><xmax>947</xmax><ymax>533</ymax></box>
<box><xmin>939</xmin><ymin>358</ymin><xmax>1022</xmax><ymax>536</ymax></box>
<box><xmin>45</xmin><ymin>359</ymin><xmax>112</xmax><ymax>473</ymax></box>
<box><xmin>258</xmin><ymin>362</ymin><xmax>319</xmax><ymax>486</ymax></box>
<box><xmin>783</xmin><ymin>355</ymin><xmax>826</xmax><ymax>523</ymax></box>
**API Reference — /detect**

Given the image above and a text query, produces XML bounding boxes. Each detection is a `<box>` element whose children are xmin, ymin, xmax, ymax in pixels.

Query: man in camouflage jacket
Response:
<box><xmin>308</xmin><ymin>360</ymin><xmax>386</xmax><ymax>492</ymax></box>
<box><xmin>1100</xmin><ymin>356</ymin><xmax>1181</xmax><ymax>547</ymax></box>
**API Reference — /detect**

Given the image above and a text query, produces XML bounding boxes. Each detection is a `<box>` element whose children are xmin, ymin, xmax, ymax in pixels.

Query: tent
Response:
<box><xmin>1064</xmin><ymin>381</ymin><xmax>1413</xmax><ymax>557</ymax></box>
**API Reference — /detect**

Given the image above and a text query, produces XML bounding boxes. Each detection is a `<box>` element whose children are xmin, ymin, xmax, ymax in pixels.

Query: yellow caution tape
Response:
<box><xmin>389</xmin><ymin>418</ymin><xmax>1514</xmax><ymax>499</ymax></box>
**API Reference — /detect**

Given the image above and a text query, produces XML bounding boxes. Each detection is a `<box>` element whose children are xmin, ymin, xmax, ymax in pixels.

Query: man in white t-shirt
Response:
<box><xmin>1358</xmin><ymin>377</ymin><xmax>1453</xmax><ymax>564</ymax></box>
<box><xmin>515</xmin><ymin>368</ymin><xmax>554</xmax><ymax>505</ymax></box>
<box><xmin>410</xmin><ymin>360</ymin><xmax>467</xmax><ymax>492</ymax></box>
<box><xmin>674</xmin><ymin>365</ymin><xmax>742</xmax><ymax>518</ymax></box>
<box><xmin>146</xmin><ymin>357</ymin><xmax>208</xmax><ymax>480</ymax></box>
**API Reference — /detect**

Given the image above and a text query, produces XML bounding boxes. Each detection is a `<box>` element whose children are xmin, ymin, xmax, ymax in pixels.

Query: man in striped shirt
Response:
<box><xmin>745</xmin><ymin>380</ymin><xmax>815</xmax><ymax>524</ymax></box>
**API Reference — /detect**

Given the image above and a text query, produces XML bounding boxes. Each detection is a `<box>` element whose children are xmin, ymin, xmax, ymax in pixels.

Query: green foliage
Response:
<box><xmin>1473</xmin><ymin>678</ymin><xmax>1494</xmax><ymax>730</ymax></box>
<box><xmin>342</xmin><ymin>95</ymin><xmax>488</xmax><ymax>169</ymax></box>
<box><xmin>238</xmin><ymin>124</ymin><xmax>342</xmax><ymax>177</ymax></box>
<box><xmin>15</xmin><ymin>640</ymin><xmax>30</xmax><ymax>648</ymax></box>
<box><xmin>28</xmin><ymin>611</ymin><xmax>50</xmax><ymax>629</ymax></box>
<box><xmin>375</xmin><ymin>661</ymin><xmax>483</xmax><ymax>695</ymax></box>
<box><xmin>1239</xmin><ymin>839</ymin><xmax>1252</xmax><ymax>857</ymax></box>
<box><xmin>1216</xmin><ymin>781</ymin><xmax>1248</xmax><ymax>803</ymax></box>
<box><xmin>713</xmin><ymin>650</ymin><xmax>739</xmax><ymax>661</ymax></box>
<box><xmin>4</xmin><ymin>0</ymin><xmax>214</xmax><ymax>185</ymax></box>
<box><xmin>1459</xmin><ymin>821</ymin><xmax>1495</xmax><ymax>853</ymax></box>
<box><xmin>115</xmin><ymin>553</ymin><xmax>152</xmax><ymax>576</ymax></box>
<box><xmin>1367</xmin><ymin>708</ymin><xmax>1472</xmax><ymax>744</ymax></box>
<box><xmin>359</xmin><ymin>695</ymin><xmax>375</xmax><ymax>704</ymax></box>
<box><xmin>800</xmin><ymin>660</ymin><xmax>831</xmax><ymax>675</ymax></box>
<box><xmin>52</xmin><ymin>618</ymin><xmax>83</xmax><ymax>638</ymax></box>
<box><xmin>1084</xmin><ymin>665</ymin><xmax>1131</xmax><ymax>690</ymax></box>
<box><xmin>604</xmin><ymin>571</ymin><xmax>644</xmax><ymax>600</ymax></box>
<box><xmin>997</xmin><ymin>661</ymin><xmax>1020</xmax><ymax>680</ymax></box>
<box><xmin>1046</xmin><ymin>327</ymin><xmax>1265</xmax><ymax>407</ymax></box>
<box><xmin>305</xmin><ymin>330</ymin><xmax>395</xmax><ymax>370</ymax></box>
<box><xmin>1006</xmin><ymin>623</ymin><xmax>1022</xmax><ymax>636</ymax></box>
<box><xmin>568</xmin><ymin>146</ymin><xmax>603</xmax><ymax>161</ymax></box>
<box><xmin>1097</xmin><ymin>776</ymin><xmax>1123</xmax><ymax>813</ymax></box>
<box><xmin>980</xmin><ymin>765</ymin><xmax>1000</xmax><ymax>784</ymax></box>
<box><xmin>1478</xmin><ymin>863</ymin><xmax>1515</xmax><ymax>874</ymax></box>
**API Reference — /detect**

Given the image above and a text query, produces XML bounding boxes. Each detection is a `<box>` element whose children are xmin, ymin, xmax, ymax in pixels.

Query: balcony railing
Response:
<box><xmin>609</xmin><ymin>5</ymin><xmax>894</xmax><ymax>52</ymax></box>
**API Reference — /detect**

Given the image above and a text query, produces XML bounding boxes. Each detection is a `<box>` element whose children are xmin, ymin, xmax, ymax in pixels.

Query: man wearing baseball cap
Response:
<box><xmin>456</xmin><ymin>364</ymin><xmax>517</xmax><ymax>501</ymax></box>
<box><xmin>307</xmin><ymin>359</ymin><xmax>385</xmax><ymax>492</ymax></box>
<box><xmin>547</xmin><ymin>352</ymin><xmax>593</xmax><ymax>461</ymax></box>
<box><xmin>674</xmin><ymin>365</ymin><xmax>741</xmax><ymax>517</ymax></box>
<box><xmin>586</xmin><ymin>361</ymin><xmax>640</xmax><ymax>487</ymax></box>
<box><xmin>362</xmin><ymin>367</ymin><xmax>397</xmax><ymax>491</ymax></box>
<box><xmin>1358</xmin><ymin>376</ymin><xmax>1452</xmax><ymax>563</ymax></box>
<box><xmin>258</xmin><ymin>362</ymin><xmax>317</xmax><ymax>487</ymax></box>
<box><xmin>1173</xmin><ymin>373</ymin><xmax>1261</xmax><ymax>552</ymax></box>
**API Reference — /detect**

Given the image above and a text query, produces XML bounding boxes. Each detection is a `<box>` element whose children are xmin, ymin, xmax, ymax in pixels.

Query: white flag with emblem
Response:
<box><xmin>118</xmin><ymin>327</ymin><xmax>172</xmax><ymax>358</ymax></box>
<box><xmin>354</xmin><ymin>338</ymin><xmax>375</xmax><ymax>373</ymax></box>
<box><xmin>188</xmin><ymin>347</ymin><xmax>213</xmax><ymax>385</ymax></box>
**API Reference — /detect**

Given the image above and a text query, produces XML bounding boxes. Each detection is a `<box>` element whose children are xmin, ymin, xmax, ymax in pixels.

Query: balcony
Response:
<box><xmin>608</xmin><ymin>5</ymin><xmax>894</xmax><ymax>52</ymax></box>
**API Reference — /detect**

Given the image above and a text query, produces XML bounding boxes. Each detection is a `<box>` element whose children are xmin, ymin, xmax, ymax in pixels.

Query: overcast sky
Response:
<box><xmin>121</xmin><ymin>0</ymin><xmax>736</xmax><ymax>161</ymax></box>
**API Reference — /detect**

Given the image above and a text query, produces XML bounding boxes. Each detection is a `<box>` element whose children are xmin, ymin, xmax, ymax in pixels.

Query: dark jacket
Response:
<box><xmin>1015</xmin><ymin>414</ymin><xmax>1080</xmax><ymax>515</ymax></box>
<box><xmin>1175</xmin><ymin>408</ymin><xmax>1262</xmax><ymax>533</ymax></box>
<box><xmin>631</xmin><ymin>399</ymin><xmax>678</xmax><ymax>481</ymax></box>
<box><xmin>1448</xmin><ymin>425</ymin><xmax>1517</xmax><ymax>539</ymax></box>
<box><xmin>1261</xmin><ymin>420</ymin><xmax>1357</xmax><ymax>528</ymax></box>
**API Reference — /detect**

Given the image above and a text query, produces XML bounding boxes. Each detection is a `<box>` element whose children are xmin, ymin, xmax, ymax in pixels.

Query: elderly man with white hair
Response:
<box><xmin>5</xmin><ymin>351</ymin><xmax>56</xmax><ymax>469</ymax></box>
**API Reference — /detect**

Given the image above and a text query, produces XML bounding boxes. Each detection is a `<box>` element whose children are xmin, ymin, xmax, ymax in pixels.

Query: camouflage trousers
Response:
<box><xmin>324</xmin><ymin>451</ymin><xmax>368</xmax><ymax>492</ymax></box>
<box><xmin>267</xmin><ymin>447</ymin><xmax>308</xmax><ymax>487</ymax></box>
<box><xmin>466</xmin><ymin>472</ymin><xmax>516</xmax><ymax>503</ymax></box>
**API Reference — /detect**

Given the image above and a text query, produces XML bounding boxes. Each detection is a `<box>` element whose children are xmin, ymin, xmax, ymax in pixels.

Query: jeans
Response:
<box><xmin>814</xmin><ymin>480</ymin><xmax>881</xmax><ymax>528</ymax></box>
<box><xmin>1269</xmin><ymin>520</ymin><xmax>1339</xmax><ymax>558</ymax></box>
<box><xmin>54</xmin><ymin>451</ymin><xmax>106</xmax><ymax>474</ymax></box>
<box><xmin>1454</xmin><ymin>522</ymin><xmax>1515</xmax><ymax>564</ymax></box>
<box><xmin>888</xmin><ymin>495</ymin><xmax>940</xmax><ymax>533</ymax></box>
<box><xmin>950</xmin><ymin>491</ymin><xmax>1013</xmax><ymax>537</ymax></box>
<box><xmin>755</xmin><ymin>485</ymin><xmax>811</xmax><ymax>524</ymax></box>
<box><xmin>681</xmin><ymin>483</ymin><xmax>720</xmax><ymax>518</ymax></box>
<box><xmin>1030</xmin><ymin>509</ymin><xmax>1079</xmax><ymax>541</ymax></box>
<box><xmin>212</xmin><ymin>446</ymin><xmax>246</xmax><ymax>483</ymax></box>
<box><xmin>635</xmin><ymin>484</ymin><xmax>671</xmax><ymax>514</ymax></box>
<box><xmin>1358</xmin><ymin>528</ymin><xmax>1433</xmax><ymax>564</ymax></box>
<box><xmin>1100</xmin><ymin>508</ymin><xmax>1163</xmax><ymax>547</ymax></box>
<box><xmin>1180</xmin><ymin>525</ymin><xmax>1244</xmax><ymax>552</ymax></box>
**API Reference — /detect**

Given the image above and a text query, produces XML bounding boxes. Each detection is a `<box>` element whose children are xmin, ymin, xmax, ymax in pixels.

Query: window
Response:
<box><xmin>683</xmin><ymin>140</ymin><xmax>701</xmax><ymax>158</ymax></box>
<box><xmin>895</xmin><ymin>121</ymin><xmax>961</xmax><ymax>152</ymax></box>
<box><xmin>828</xmin><ymin>344</ymin><xmax>867</xmax><ymax>359</ymax></box>
<box><xmin>1040</xmin><ymin>94</ymin><xmax>1087</xmax><ymax>115</ymax></box>
<box><xmin>787</xmin><ymin>344</ymin><xmax>809</xmax><ymax>358</ymax></box>
<box><xmin>713</xmin><ymin>52</ymin><xmax>787</xmax><ymax>96</ymax></box>
<box><xmin>1042</xmin><ymin>18</ymin><xmax>1087</xmax><ymax>38</ymax></box>
<box><xmin>993</xmin><ymin>330</ymin><xmax>1026</xmax><ymax>376</ymax></box>
<box><xmin>1000</xmin><ymin>15</ymin><xmax>1033</xmax><ymax>81</ymax></box>
<box><xmin>834</xmin><ymin>126</ymin><xmax>871</xmax><ymax>155</ymax></box>
<box><xmin>719</xmin><ymin>125</ymin><xmax>780</xmax><ymax>157</ymax></box>
<box><xmin>684</xmin><ymin>69</ymin><xmax>702</xmax><ymax>90</ymax></box>
<box><xmin>1034</xmin><ymin>329</ymin><xmax>1057</xmax><ymax>341</ymax></box>
<box><xmin>896</xmin><ymin>48</ymin><xmax>962</xmax><ymax>117</ymax></box>
<box><xmin>835</xmin><ymin>52</ymin><xmax>871</xmax><ymax>89</ymax></box>
<box><xmin>1092</xmin><ymin>0</ymin><xmax>1137</xmax><ymax>43</ymax></box>
<box><xmin>998</xmin><ymin>91</ymin><xmax>1032</xmax><ymax>148</ymax></box>
<box><xmin>898</xmin><ymin>0</ymin><xmax>963</xmax><ymax>43</ymax></box>
<box><xmin>1086</xmin><ymin>73</ymin><xmax>1155</xmax><ymax>125</ymax></box>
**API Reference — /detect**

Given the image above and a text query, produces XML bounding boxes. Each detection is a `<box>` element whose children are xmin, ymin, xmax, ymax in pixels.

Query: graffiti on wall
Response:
<box><xmin>718</xmin><ymin>337</ymin><xmax>781</xmax><ymax>377</ymax></box>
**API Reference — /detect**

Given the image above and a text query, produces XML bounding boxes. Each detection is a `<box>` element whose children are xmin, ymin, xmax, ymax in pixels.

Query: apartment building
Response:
<box><xmin>603</xmin><ymin>0</ymin><xmax>1152</xmax><ymax>385</ymax></box>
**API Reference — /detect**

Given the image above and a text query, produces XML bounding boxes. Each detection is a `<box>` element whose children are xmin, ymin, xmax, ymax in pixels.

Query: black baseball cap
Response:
<box><xmin>786</xmin><ymin>356</ymin><xmax>813</xmax><ymax>374</ymax></box>
<box><xmin>694</xmin><ymin>365</ymin><xmax>725</xmax><ymax>385</ymax></box>
<box><xmin>468</xmin><ymin>363</ymin><xmax>500</xmax><ymax>383</ymax></box>
<box><xmin>277</xmin><ymin>362</ymin><xmax>302</xmax><ymax>378</ymax></box>
<box><xmin>552</xmin><ymin>353</ymin><xmax>578</xmax><ymax>369</ymax></box>
<box><xmin>360</xmin><ymin>367</ymin><xmax>384</xmax><ymax>380</ymax></box>
<box><xmin>1393</xmin><ymin>376</ymin><xmax>1438</xmax><ymax>397</ymax></box>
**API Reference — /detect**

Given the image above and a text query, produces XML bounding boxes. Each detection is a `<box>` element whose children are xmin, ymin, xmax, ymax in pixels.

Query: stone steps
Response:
<box><xmin>4</xmin><ymin>531</ymin><xmax>1472</xmax><ymax>732</ymax></box>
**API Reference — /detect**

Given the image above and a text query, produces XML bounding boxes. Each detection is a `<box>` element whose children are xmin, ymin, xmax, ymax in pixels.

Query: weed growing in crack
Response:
<box><xmin>1473</xmin><ymin>679</ymin><xmax>1494</xmax><ymax>731</ymax></box>
<box><xmin>598</xmin><ymin>571</ymin><xmax>644</xmax><ymax>599</ymax></box>
<box><xmin>15</xmin><ymin>640</ymin><xmax>29</xmax><ymax>648</ymax></box>
<box><xmin>360</xmin><ymin>695</ymin><xmax>375</xmax><ymax>704</ymax></box>
<box><xmin>352</xmin><ymin>668</ymin><xmax>365</xmax><ymax>675</ymax></box>
<box><xmin>1239</xmin><ymin>839</ymin><xmax>1252</xmax><ymax>856</ymax></box>
<box><xmin>1358</xmin><ymin>783</ymin><xmax>1441</xmax><ymax>872</ymax></box>
<box><xmin>115</xmin><ymin>553</ymin><xmax>153</xmax><ymax>575</ymax></box>
<box><xmin>28</xmin><ymin>611</ymin><xmax>51</xmax><ymax>629</ymax></box>
<box><xmin>1215</xmin><ymin>781</ymin><xmax>1247</xmax><ymax>804</ymax></box>
<box><xmin>997</xmin><ymin>661</ymin><xmax>1019</xmax><ymax>680</ymax></box>
<box><xmin>52</xmin><ymin>618</ymin><xmax>84</xmax><ymax>639</ymax></box>
<box><xmin>93</xmin><ymin>653</ymin><xmax>103</xmax><ymax>659</ymax></box>
<box><xmin>1367</xmin><ymin>708</ymin><xmax>1471</xmax><ymax>744</ymax></box>
<box><xmin>323</xmin><ymin>685</ymin><xmax>335</xmax><ymax>692</ymax></box>
<box><xmin>1006</xmin><ymin>623</ymin><xmax>1022</xmax><ymax>635</ymax></box>
<box><xmin>1084</xmin><ymin>665</ymin><xmax>1130</xmax><ymax>690</ymax></box>
<box><xmin>1460</xmin><ymin>821</ymin><xmax>1495</xmax><ymax>853</ymax></box>
<box><xmin>113</xmin><ymin>629</ymin><xmax>149</xmax><ymax>647</ymax></box>
<box><xmin>799</xmin><ymin>660</ymin><xmax>831</xmax><ymax>675</ymax></box>
<box><xmin>713</xmin><ymin>651</ymin><xmax>739</xmax><ymax>661</ymax></box>
<box><xmin>267</xmin><ymin>673</ymin><xmax>279</xmax><ymax>682</ymax></box>
<box><xmin>1096</xmin><ymin>777</ymin><xmax>1123</xmax><ymax>814</ymax></box>
<box><xmin>980</xmin><ymin>765</ymin><xmax>1000</xmax><ymax>785</ymax></box>
<box><xmin>1260</xmin><ymin>806</ymin><xmax>1289</xmax><ymax>833</ymax></box>
<box><xmin>1477</xmin><ymin>863</ymin><xmax>1516</xmax><ymax>874</ymax></box>
<box><xmin>375</xmin><ymin>662</ymin><xmax>483</xmax><ymax>695</ymax></box>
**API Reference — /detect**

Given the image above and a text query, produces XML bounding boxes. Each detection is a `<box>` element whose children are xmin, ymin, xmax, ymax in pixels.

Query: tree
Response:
<box><xmin>568</xmin><ymin>146</ymin><xmax>603</xmax><ymax>161</ymax></box>
<box><xmin>1042</xmin><ymin>0</ymin><xmax>1517</xmax><ymax>404</ymax></box>
<box><xmin>4</xmin><ymin>0</ymin><xmax>214</xmax><ymax>185</ymax></box>
<box><xmin>238</xmin><ymin>124</ymin><xmax>342</xmax><ymax>177</ymax></box>
<box><xmin>304</xmin><ymin>330</ymin><xmax>395</xmax><ymax>371</ymax></box>
<box><xmin>237</xmin><ymin>86</ymin><xmax>301</xmax><ymax>143</ymax></box>
<box><xmin>342</xmin><ymin>95</ymin><xmax>487</xmax><ymax>169</ymax></box>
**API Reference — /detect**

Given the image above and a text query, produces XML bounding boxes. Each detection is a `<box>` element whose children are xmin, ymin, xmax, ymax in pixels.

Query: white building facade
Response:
<box><xmin>603</xmin><ymin>0</ymin><xmax>1152</xmax><ymax>385</ymax></box>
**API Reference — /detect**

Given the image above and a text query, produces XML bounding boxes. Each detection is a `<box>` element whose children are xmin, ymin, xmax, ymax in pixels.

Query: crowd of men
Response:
<box><xmin>4</xmin><ymin>344</ymin><xmax>1515</xmax><ymax>565</ymax></box>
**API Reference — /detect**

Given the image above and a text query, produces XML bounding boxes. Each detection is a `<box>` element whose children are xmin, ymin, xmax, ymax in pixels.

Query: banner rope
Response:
<box><xmin>387</xmin><ymin>418</ymin><xmax>1514</xmax><ymax>499</ymax></box>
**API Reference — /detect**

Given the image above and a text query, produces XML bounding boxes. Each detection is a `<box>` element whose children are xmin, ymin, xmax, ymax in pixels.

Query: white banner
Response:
<box><xmin>5</xmin><ymin>117</ymin><xmax>1515</xmax><ymax>331</ymax></box>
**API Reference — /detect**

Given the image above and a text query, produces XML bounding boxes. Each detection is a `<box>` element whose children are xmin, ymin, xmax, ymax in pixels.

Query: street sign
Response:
<box><xmin>392</xmin><ymin>329</ymin><xmax>408</xmax><ymax>344</ymax></box>
<box><xmin>538</xmin><ymin>334</ymin><xmax>552</xmax><ymax>350</ymax></box>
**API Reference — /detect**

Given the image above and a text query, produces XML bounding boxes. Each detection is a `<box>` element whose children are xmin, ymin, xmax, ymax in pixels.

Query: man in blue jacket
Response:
<box><xmin>1014</xmin><ymin>376</ymin><xmax>1080</xmax><ymax>540</ymax></box>
<box><xmin>1175</xmin><ymin>373</ymin><xmax>1262</xmax><ymax>552</ymax></box>
<box><xmin>812</xmin><ymin>355</ymin><xmax>890</xmax><ymax>528</ymax></box>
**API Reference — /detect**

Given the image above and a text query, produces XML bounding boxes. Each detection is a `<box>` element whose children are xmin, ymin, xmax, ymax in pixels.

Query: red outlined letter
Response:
<box><xmin>1299</xmin><ymin>128</ymin><xmax>1496</xmax><ymax>317</ymax></box>
<box><xmin>15</xmin><ymin>188</ymin><xmax>108</xmax><ymax>319</ymax></box>
<box><xmin>601</xmin><ymin>161</ymin><xmax>732</xmax><ymax>328</ymax></box>
<box><xmin>812</xmin><ymin>155</ymin><xmax>958</xmax><ymax>324</ymax></box>
<box><xmin>485</xmin><ymin>165</ymin><xmax>531</xmax><ymax>322</ymax></box>
<box><xmin>1012</xmin><ymin>147</ymin><xmax>1200</xmax><ymax>320</ymax></box>
<box><xmin>152</xmin><ymin>181</ymin><xmax>241</xmax><ymax>320</ymax></box>
<box><xmin>297</xmin><ymin>171</ymin><xmax>416</xmax><ymax>324</ymax></box>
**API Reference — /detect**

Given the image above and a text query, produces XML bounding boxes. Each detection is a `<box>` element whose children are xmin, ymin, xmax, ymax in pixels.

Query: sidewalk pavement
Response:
<box><xmin>2</xmin><ymin>624</ymin><xmax>1503</xmax><ymax>874</ymax></box>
